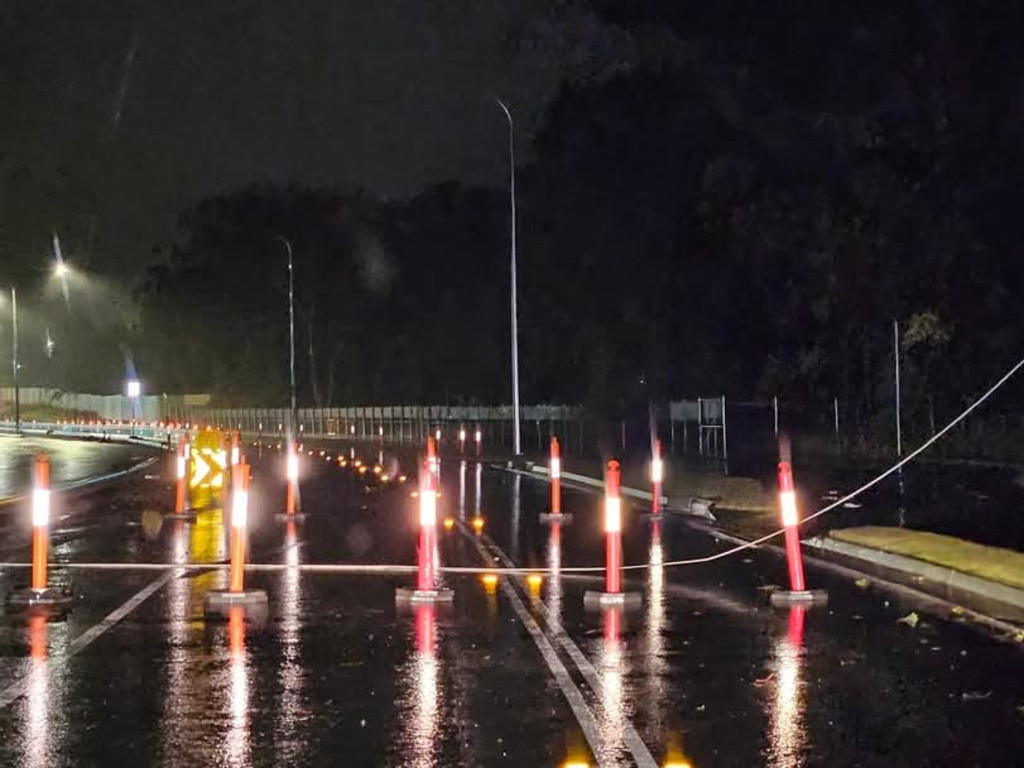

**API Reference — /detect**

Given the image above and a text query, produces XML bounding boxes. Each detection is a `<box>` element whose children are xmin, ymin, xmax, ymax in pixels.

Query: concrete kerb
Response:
<box><xmin>805</xmin><ymin>535</ymin><xmax>1024</xmax><ymax>622</ymax></box>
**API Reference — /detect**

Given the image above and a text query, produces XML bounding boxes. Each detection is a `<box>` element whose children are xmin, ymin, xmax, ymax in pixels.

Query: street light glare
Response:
<box><xmin>54</xmin><ymin>262</ymin><xmax>69</xmax><ymax>278</ymax></box>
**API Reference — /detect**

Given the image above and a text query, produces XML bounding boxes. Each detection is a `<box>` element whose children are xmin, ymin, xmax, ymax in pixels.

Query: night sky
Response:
<box><xmin>1</xmin><ymin>1</ymin><xmax>631</xmax><ymax>278</ymax></box>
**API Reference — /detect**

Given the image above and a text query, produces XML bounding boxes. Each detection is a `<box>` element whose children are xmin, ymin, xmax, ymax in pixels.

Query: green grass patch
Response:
<box><xmin>831</xmin><ymin>526</ymin><xmax>1024</xmax><ymax>592</ymax></box>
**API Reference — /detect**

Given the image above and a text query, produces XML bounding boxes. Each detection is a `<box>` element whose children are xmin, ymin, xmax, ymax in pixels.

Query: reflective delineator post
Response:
<box><xmin>9</xmin><ymin>453</ymin><xmax>71</xmax><ymax>609</ymax></box>
<box><xmin>539</xmin><ymin>436</ymin><xmax>572</xmax><ymax>523</ymax></box>
<box><xmin>551</xmin><ymin>437</ymin><xmax>562</xmax><ymax>515</ymax></box>
<box><xmin>770</xmin><ymin>437</ymin><xmax>828</xmax><ymax>608</ymax></box>
<box><xmin>427</xmin><ymin>435</ymin><xmax>438</xmax><ymax>480</ymax></box>
<box><xmin>276</xmin><ymin>440</ymin><xmax>305</xmax><ymax>521</ymax></box>
<box><xmin>175</xmin><ymin>440</ymin><xmax>188</xmax><ymax>513</ymax></box>
<box><xmin>166</xmin><ymin>436</ymin><xmax>195</xmax><ymax>519</ymax></box>
<box><xmin>605</xmin><ymin>460</ymin><xmax>622</xmax><ymax>593</ymax></box>
<box><xmin>458</xmin><ymin>425</ymin><xmax>466</xmax><ymax>455</ymax></box>
<box><xmin>650</xmin><ymin>439</ymin><xmax>664</xmax><ymax>516</ymax></box>
<box><xmin>584</xmin><ymin>459</ymin><xmax>640</xmax><ymax>609</ymax></box>
<box><xmin>779</xmin><ymin>459</ymin><xmax>805</xmax><ymax>592</ymax></box>
<box><xmin>205</xmin><ymin>456</ymin><xmax>268</xmax><ymax>615</ymax></box>
<box><xmin>230</xmin><ymin>429</ymin><xmax>241</xmax><ymax>468</ymax></box>
<box><xmin>229</xmin><ymin>460</ymin><xmax>249</xmax><ymax>593</ymax></box>
<box><xmin>417</xmin><ymin>464</ymin><xmax>437</xmax><ymax>591</ymax></box>
<box><xmin>396</xmin><ymin>457</ymin><xmax>453</xmax><ymax>603</ymax></box>
<box><xmin>31</xmin><ymin>455</ymin><xmax>50</xmax><ymax>592</ymax></box>
<box><xmin>474</xmin><ymin>426</ymin><xmax>482</xmax><ymax>456</ymax></box>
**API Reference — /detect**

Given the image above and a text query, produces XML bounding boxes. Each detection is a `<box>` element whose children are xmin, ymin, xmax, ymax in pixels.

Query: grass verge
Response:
<box><xmin>831</xmin><ymin>526</ymin><xmax>1024</xmax><ymax>592</ymax></box>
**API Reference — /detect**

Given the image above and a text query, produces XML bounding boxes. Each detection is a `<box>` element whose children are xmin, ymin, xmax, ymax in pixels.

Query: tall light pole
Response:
<box><xmin>277</xmin><ymin>236</ymin><xmax>298</xmax><ymax>440</ymax></box>
<box><xmin>495</xmin><ymin>98</ymin><xmax>522</xmax><ymax>456</ymax></box>
<box><xmin>10</xmin><ymin>287</ymin><xmax>19</xmax><ymax>435</ymax></box>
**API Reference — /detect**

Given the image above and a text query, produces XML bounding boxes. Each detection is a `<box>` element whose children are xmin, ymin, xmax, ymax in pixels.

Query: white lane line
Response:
<box><xmin>460</xmin><ymin>530</ymin><xmax>614</xmax><ymax>767</ymax></box>
<box><xmin>0</xmin><ymin>569</ymin><xmax>178</xmax><ymax>710</ymax></box>
<box><xmin>479</xmin><ymin>532</ymin><xmax>659</xmax><ymax>768</ymax></box>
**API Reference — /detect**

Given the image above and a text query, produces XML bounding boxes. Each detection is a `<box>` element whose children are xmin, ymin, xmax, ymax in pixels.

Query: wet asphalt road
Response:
<box><xmin>0</xmin><ymin>442</ymin><xmax>1023</xmax><ymax>766</ymax></box>
<box><xmin>0</xmin><ymin>436</ymin><xmax>155</xmax><ymax>497</ymax></box>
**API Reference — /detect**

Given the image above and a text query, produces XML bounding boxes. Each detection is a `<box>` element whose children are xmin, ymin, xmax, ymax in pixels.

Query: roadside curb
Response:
<box><xmin>804</xmin><ymin>534</ymin><xmax>1024</xmax><ymax>623</ymax></box>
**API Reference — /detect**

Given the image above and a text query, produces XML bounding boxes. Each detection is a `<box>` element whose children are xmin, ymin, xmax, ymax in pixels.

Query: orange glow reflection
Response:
<box><xmin>25</xmin><ymin>614</ymin><xmax>49</xmax><ymax>768</ymax></box>
<box><xmin>458</xmin><ymin>460</ymin><xmax>467</xmax><ymax>520</ymax></box>
<box><xmin>404</xmin><ymin>603</ymin><xmax>439</xmax><ymax>767</ymax></box>
<box><xmin>767</xmin><ymin>606</ymin><xmax>806</xmax><ymax>766</ymax></box>
<box><xmin>225</xmin><ymin>606</ymin><xmax>250</xmax><ymax>767</ymax></box>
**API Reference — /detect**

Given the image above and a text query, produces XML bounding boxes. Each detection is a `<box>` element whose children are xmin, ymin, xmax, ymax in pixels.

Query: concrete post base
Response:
<box><xmin>583</xmin><ymin>590</ymin><xmax>643</xmax><ymax>610</ymax></box>
<box><xmin>395</xmin><ymin>586</ymin><xmax>455</xmax><ymax>604</ymax></box>
<box><xmin>204</xmin><ymin>588</ymin><xmax>268</xmax><ymax>616</ymax></box>
<box><xmin>769</xmin><ymin>588</ymin><xmax>829</xmax><ymax>608</ymax></box>
<box><xmin>539</xmin><ymin>512</ymin><xmax>573</xmax><ymax>525</ymax></box>
<box><xmin>8</xmin><ymin>587</ymin><xmax>73</xmax><ymax>609</ymax></box>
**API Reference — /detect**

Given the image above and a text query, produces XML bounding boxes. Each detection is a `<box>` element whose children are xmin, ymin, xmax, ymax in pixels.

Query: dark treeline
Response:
<box><xmin>132</xmin><ymin>2</ymin><xmax>1024</xmax><ymax>431</ymax></box>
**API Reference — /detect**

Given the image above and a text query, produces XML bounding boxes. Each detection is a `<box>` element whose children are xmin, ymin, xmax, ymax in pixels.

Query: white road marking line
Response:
<box><xmin>0</xmin><ymin>569</ymin><xmax>179</xmax><ymax>710</ymax></box>
<box><xmin>477</xmin><ymin>531</ymin><xmax>659</xmax><ymax>768</ymax></box>
<box><xmin>460</xmin><ymin>530</ymin><xmax>615</xmax><ymax>768</ymax></box>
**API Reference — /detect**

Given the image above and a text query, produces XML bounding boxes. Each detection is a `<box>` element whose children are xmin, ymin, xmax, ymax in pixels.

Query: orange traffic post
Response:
<box><xmin>9</xmin><ymin>454</ymin><xmax>71</xmax><ymax>610</ymax></box>
<box><xmin>229</xmin><ymin>460</ymin><xmax>248</xmax><ymax>593</ymax></box>
<box><xmin>651</xmin><ymin>439</ymin><xmax>664</xmax><ymax>516</ymax></box>
<box><xmin>427</xmin><ymin>435</ymin><xmax>439</xmax><ymax>480</ymax></box>
<box><xmin>540</xmin><ymin>436</ymin><xmax>572</xmax><ymax>523</ymax></box>
<box><xmin>769</xmin><ymin>435</ymin><xmax>827</xmax><ymax>608</ymax></box>
<box><xmin>396</xmin><ymin>455</ymin><xmax>453</xmax><ymax>604</ymax></box>
<box><xmin>204</xmin><ymin>456</ymin><xmax>268</xmax><ymax>616</ymax></box>
<box><xmin>277</xmin><ymin>440</ymin><xmax>305</xmax><ymax>521</ymax></box>
<box><xmin>166</xmin><ymin>437</ymin><xmax>196</xmax><ymax>519</ymax></box>
<box><xmin>31</xmin><ymin>455</ymin><xmax>49</xmax><ymax>591</ymax></box>
<box><xmin>584</xmin><ymin>459</ymin><xmax>641</xmax><ymax>610</ymax></box>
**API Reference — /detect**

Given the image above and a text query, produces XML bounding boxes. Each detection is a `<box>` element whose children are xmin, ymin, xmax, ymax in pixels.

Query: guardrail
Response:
<box><xmin>0</xmin><ymin>421</ymin><xmax>181</xmax><ymax>450</ymax></box>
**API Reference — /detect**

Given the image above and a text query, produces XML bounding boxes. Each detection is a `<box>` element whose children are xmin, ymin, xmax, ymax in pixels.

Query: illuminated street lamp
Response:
<box><xmin>126</xmin><ymin>378</ymin><xmax>141</xmax><ymax>435</ymax></box>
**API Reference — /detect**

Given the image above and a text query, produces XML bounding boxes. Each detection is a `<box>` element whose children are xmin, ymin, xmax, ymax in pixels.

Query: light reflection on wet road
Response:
<box><xmin>0</xmin><ymin>445</ymin><xmax>1023</xmax><ymax>765</ymax></box>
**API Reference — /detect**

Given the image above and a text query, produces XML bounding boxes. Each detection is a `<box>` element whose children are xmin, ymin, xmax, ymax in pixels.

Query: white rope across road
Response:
<box><xmin>1</xmin><ymin>355</ymin><xmax>1020</xmax><ymax>578</ymax></box>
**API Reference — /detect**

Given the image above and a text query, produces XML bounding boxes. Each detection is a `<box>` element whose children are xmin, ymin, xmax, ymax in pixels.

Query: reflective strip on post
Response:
<box><xmin>287</xmin><ymin>451</ymin><xmax>299</xmax><ymax>482</ymax></box>
<box><xmin>32</xmin><ymin>488</ymin><xmax>50</xmax><ymax>527</ymax></box>
<box><xmin>651</xmin><ymin>457</ymin><xmax>663</xmax><ymax>484</ymax></box>
<box><xmin>605</xmin><ymin>496</ymin><xmax>621</xmax><ymax>533</ymax></box>
<box><xmin>232</xmin><ymin>486</ymin><xmax>249</xmax><ymax>529</ymax></box>
<box><xmin>780</xmin><ymin>489</ymin><xmax>798</xmax><ymax>527</ymax></box>
<box><xmin>420</xmin><ymin>477</ymin><xmax>437</xmax><ymax>527</ymax></box>
<box><xmin>550</xmin><ymin>457</ymin><xmax>561</xmax><ymax>480</ymax></box>
<box><xmin>177</xmin><ymin>454</ymin><xmax>186</xmax><ymax>480</ymax></box>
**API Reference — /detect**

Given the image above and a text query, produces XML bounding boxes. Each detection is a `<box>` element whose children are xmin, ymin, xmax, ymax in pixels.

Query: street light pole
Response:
<box><xmin>11</xmin><ymin>286</ymin><xmax>18</xmax><ymax>435</ymax></box>
<box><xmin>278</xmin><ymin>236</ymin><xmax>298</xmax><ymax>440</ymax></box>
<box><xmin>495</xmin><ymin>98</ymin><xmax>522</xmax><ymax>456</ymax></box>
